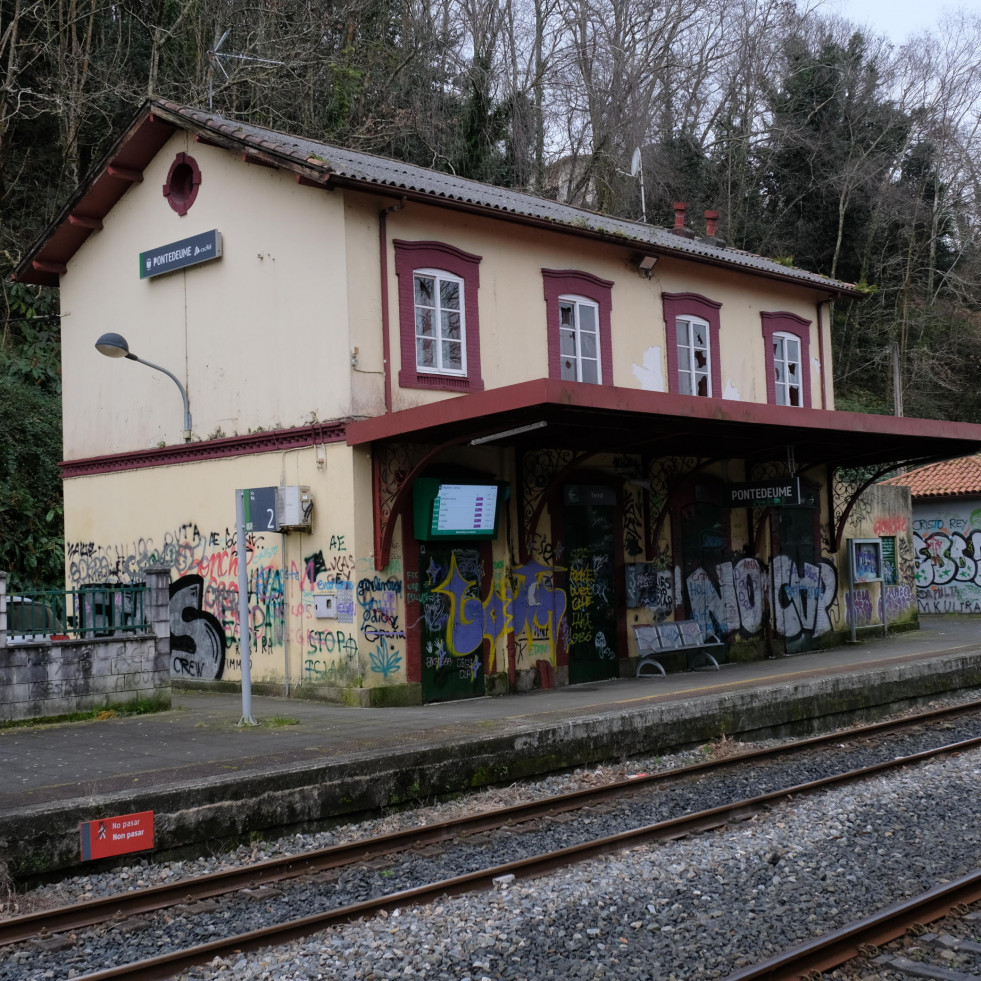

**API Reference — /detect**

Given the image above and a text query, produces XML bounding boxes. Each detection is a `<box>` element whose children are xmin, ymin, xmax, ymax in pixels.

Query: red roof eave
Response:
<box><xmin>346</xmin><ymin>379</ymin><xmax>981</xmax><ymax>468</ymax></box>
<box><xmin>13</xmin><ymin>108</ymin><xmax>177</xmax><ymax>286</ymax></box>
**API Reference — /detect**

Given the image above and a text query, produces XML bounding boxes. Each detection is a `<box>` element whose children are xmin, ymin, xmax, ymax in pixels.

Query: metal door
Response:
<box><xmin>563</xmin><ymin>489</ymin><xmax>619</xmax><ymax>684</ymax></box>
<box><xmin>419</xmin><ymin>544</ymin><xmax>487</xmax><ymax>701</ymax></box>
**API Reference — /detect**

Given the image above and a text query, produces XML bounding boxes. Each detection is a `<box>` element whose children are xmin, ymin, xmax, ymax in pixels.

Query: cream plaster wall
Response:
<box><xmin>377</xmin><ymin>202</ymin><xmax>834</xmax><ymax>412</ymax></box>
<box><xmin>643</xmin><ymin>259</ymin><xmax>830</xmax><ymax>408</ymax></box>
<box><xmin>62</xmin><ymin>132</ymin><xmax>355</xmax><ymax>459</ymax></box>
<box><xmin>60</xmin><ymin>440</ymin><xmax>405</xmax><ymax>690</ymax></box>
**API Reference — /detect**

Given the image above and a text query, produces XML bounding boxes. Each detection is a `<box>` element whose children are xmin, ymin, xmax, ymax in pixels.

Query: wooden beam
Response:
<box><xmin>32</xmin><ymin>259</ymin><xmax>68</xmax><ymax>275</ymax></box>
<box><xmin>107</xmin><ymin>165</ymin><xmax>143</xmax><ymax>183</ymax></box>
<box><xmin>68</xmin><ymin>214</ymin><xmax>103</xmax><ymax>230</ymax></box>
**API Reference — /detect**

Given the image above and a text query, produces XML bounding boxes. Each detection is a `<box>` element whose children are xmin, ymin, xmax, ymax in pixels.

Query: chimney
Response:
<box><xmin>670</xmin><ymin>202</ymin><xmax>696</xmax><ymax>239</ymax></box>
<box><xmin>702</xmin><ymin>209</ymin><xmax>726</xmax><ymax>248</ymax></box>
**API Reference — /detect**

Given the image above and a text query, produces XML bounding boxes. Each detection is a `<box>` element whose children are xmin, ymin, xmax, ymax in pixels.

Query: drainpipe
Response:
<box><xmin>379</xmin><ymin>199</ymin><xmax>406</xmax><ymax>414</ymax></box>
<box><xmin>816</xmin><ymin>298</ymin><xmax>830</xmax><ymax>409</ymax></box>
<box><xmin>282</xmin><ymin>542</ymin><xmax>290</xmax><ymax>698</ymax></box>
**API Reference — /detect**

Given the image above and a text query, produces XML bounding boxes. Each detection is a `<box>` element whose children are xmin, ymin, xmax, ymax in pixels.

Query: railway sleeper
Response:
<box><xmin>873</xmin><ymin>954</ymin><xmax>981</xmax><ymax>981</ymax></box>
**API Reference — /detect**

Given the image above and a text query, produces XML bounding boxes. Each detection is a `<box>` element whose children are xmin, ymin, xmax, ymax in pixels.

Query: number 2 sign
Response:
<box><xmin>244</xmin><ymin>486</ymin><xmax>280</xmax><ymax>532</ymax></box>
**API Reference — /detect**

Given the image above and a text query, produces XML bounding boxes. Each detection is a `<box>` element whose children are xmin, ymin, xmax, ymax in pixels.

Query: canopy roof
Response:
<box><xmin>347</xmin><ymin>379</ymin><xmax>981</xmax><ymax>472</ymax></box>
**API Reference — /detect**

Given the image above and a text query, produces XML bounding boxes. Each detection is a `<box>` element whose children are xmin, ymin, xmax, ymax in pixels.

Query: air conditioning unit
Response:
<box><xmin>277</xmin><ymin>485</ymin><xmax>313</xmax><ymax>530</ymax></box>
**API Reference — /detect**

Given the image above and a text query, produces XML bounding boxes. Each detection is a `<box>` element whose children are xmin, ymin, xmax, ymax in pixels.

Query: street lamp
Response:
<box><xmin>95</xmin><ymin>332</ymin><xmax>192</xmax><ymax>440</ymax></box>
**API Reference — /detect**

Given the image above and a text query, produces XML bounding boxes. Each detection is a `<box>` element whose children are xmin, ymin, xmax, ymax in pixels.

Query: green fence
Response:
<box><xmin>5</xmin><ymin>583</ymin><xmax>149</xmax><ymax>640</ymax></box>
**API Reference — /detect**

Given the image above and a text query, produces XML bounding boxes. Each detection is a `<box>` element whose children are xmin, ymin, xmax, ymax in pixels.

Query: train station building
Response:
<box><xmin>17</xmin><ymin>99</ymin><xmax>981</xmax><ymax>704</ymax></box>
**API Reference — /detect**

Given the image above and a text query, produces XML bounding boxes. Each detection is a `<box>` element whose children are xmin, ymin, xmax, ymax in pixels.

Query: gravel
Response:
<box><xmin>172</xmin><ymin>750</ymin><xmax>981</xmax><ymax>981</ymax></box>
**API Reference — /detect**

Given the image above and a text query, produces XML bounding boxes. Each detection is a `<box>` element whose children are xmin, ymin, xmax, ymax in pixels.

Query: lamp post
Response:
<box><xmin>95</xmin><ymin>332</ymin><xmax>192</xmax><ymax>440</ymax></box>
<box><xmin>95</xmin><ymin>332</ymin><xmax>258</xmax><ymax>725</ymax></box>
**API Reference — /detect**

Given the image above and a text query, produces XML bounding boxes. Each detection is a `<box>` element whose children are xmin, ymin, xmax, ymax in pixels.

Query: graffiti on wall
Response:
<box><xmin>169</xmin><ymin>575</ymin><xmax>226</xmax><ymax>680</ymax></box>
<box><xmin>625</xmin><ymin>563</ymin><xmax>673</xmax><ymax>616</ymax></box>
<box><xmin>912</xmin><ymin>518</ymin><xmax>981</xmax><ymax>614</ymax></box>
<box><xmin>918</xmin><ymin>584</ymin><xmax>981</xmax><ymax>614</ymax></box>
<box><xmin>413</xmin><ymin>555</ymin><xmax>569</xmax><ymax>673</ymax></box>
<box><xmin>685</xmin><ymin>555</ymin><xmax>839</xmax><ymax>640</ymax></box>
<box><xmin>69</xmin><ymin>525</ymin><xmax>375</xmax><ymax>685</ymax></box>
<box><xmin>357</xmin><ymin>575</ymin><xmax>404</xmax><ymax>679</ymax></box>
<box><xmin>912</xmin><ymin>529</ymin><xmax>981</xmax><ymax>588</ymax></box>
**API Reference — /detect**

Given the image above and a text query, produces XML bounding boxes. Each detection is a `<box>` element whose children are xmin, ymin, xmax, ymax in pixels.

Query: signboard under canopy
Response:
<box><xmin>726</xmin><ymin>478</ymin><xmax>801</xmax><ymax>508</ymax></box>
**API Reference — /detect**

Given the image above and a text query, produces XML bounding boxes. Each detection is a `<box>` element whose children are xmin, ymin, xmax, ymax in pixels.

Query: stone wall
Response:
<box><xmin>0</xmin><ymin>568</ymin><xmax>172</xmax><ymax>723</ymax></box>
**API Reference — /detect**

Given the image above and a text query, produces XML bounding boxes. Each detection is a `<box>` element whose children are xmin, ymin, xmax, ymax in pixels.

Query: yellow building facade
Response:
<box><xmin>19</xmin><ymin>100</ymin><xmax>981</xmax><ymax>704</ymax></box>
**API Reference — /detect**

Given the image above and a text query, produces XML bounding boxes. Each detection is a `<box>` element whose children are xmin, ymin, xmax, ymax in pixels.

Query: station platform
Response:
<box><xmin>2</xmin><ymin>615</ymin><xmax>981</xmax><ymax>880</ymax></box>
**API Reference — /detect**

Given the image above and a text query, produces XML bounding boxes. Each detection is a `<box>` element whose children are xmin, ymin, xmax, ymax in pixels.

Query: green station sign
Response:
<box><xmin>726</xmin><ymin>477</ymin><xmax>801</xmax><ymax>508</ymax></box>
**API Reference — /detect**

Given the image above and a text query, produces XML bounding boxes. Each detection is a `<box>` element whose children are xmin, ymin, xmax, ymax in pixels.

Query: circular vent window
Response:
<box><xmin>162</xmin><ymin>153</ymin><xmax>201</xmax><ymax>216</ymax></box>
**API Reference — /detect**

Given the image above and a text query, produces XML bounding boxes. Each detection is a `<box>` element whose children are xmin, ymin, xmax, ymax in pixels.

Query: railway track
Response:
<box><xmin>5</xmin><ymin>699</ymin><xmax>981</xmax><ymax>981</ymax></box>
<box><xmin>723</xmin><ymin>870</ymin><xmax>981</xmax><ymax>980</ymax></box>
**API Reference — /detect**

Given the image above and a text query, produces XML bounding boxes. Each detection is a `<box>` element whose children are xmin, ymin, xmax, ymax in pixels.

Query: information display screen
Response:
<box><xmin>433</xmin><ymin>484</ymin><xmax>498</xmax><ymax>534</ymax></box>
<box><xmin>413</xmin><ymin>478</ymin><xmax>502</xmax><ymax>540</ymax></box>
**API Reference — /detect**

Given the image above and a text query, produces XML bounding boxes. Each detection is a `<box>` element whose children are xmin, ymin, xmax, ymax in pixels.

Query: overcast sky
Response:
<box><xmin>827</xmin><ymin>0</ymin><xmax>957</xmax><ymax>44</ymax></box>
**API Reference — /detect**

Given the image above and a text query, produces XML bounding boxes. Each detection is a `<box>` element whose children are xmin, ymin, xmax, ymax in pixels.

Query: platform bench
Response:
<box><xmin>633</xmin><ymin>620</ymin><xmax>724</xmax><ymax>677</ymax></box>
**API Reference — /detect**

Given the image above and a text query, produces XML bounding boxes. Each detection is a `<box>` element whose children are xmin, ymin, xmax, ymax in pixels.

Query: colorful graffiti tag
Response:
<box><xmin>68</xmin><ymin>525</ymin><xmax>378</xmax><ymax>684</ymax></box>
<box><xmin>913</xmin><ymin>523</ymin><xmax>981</xmax><ymax>614</ymax></box>
<box><xmin>684</xmin><ymin>555</ymin><xmax>839</xmax><ymax>640</ymax></box>
<box><xmin>415</xmin><ymin>555</ymin><xmax>569</xmax><ymax>674</ymax></box>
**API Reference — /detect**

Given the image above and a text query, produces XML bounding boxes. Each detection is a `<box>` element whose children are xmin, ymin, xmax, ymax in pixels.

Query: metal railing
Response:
<box><xmin>5</xmin><ymin>583</ymin><xmax>150</xmax><ymax>641</ymax></box>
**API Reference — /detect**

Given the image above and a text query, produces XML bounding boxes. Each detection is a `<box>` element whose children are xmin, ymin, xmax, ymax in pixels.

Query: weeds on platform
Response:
<box><xmin>0</xmin><ymin>696</ymin><xmax>172</xmax><ymax>731</ymax></box>
<box><xmin>260</xmin><ymin>715</ymin><xmax>301</xmax><ymax>728</ymax></box>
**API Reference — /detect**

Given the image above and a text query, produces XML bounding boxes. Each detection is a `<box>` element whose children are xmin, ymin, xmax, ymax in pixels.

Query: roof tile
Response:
<box><xmin>883</xmin><ymin>453</ymin><xmax>981</xmax><ymax>499</ymax></box>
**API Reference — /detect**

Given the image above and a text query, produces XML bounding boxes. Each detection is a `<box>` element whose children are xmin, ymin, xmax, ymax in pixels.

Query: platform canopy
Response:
<box><xmin>347</xmin><ymin>378</ymin><xmax>981</xmax><ymax>471</ymax></box>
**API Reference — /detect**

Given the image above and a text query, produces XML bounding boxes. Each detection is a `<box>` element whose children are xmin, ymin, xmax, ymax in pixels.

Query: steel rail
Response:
<box><xmin>4</xmin><ymin>697</ymin><xmax>981</xmax><ymax>948</ymax></box>
<box><xmin>721</xmin><ymin>869</ymin><xmax>981</xmax><ymax>980</ymax></box>
<box><xmin>58</xmin><ymin>733</ymin><xmax>981</xmax><ymax>981</ymax></box>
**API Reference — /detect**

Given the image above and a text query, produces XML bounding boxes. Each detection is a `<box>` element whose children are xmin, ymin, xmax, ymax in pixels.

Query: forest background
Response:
<box><xmin>1</xmin><ymin>0</ymin><xmax>979</xmax><ymax>585</ymax></box>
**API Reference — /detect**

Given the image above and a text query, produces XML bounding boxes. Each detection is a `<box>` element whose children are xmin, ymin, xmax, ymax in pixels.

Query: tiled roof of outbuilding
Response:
<box><xmin>882</xmin><ymin>453</ymin><xmax>981</xmax><ymax>499</ymax></box>
<box><xmin>15</xmin><ymin>99</ymin><xmax>864</xmax><ymax>296</ymax></box>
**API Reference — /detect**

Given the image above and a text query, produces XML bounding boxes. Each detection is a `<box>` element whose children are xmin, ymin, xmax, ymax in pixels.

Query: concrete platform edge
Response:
<box><xmin>4</xmin><ymin>649</ymin><xmax>981</xmax><ymax>880</ymax></box>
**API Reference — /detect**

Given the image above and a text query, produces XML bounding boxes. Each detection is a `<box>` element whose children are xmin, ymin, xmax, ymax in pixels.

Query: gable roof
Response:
<box><xmin>15</xmin><ymin>99</ymin><xmax>863</xmax><ymax>297</ymax></box>
<box><xmin>883</xmin><ymin>453</ymin><xmax>981</xmax><ymax>500</ymax></box>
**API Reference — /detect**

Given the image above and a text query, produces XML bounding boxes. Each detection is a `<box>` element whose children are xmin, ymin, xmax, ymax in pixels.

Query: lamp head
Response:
<box><xmin>95</xmin><ymin>332</ymin><xmax>132</xmax><ymax>358</ymax></box>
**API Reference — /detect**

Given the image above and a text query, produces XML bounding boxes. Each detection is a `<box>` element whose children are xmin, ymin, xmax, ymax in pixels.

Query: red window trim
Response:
<box><xmin>542</xmin><ymin>269</ymin><xmax>614</xmax><ymax>385</ymax></box>
<box><xmin>662</xmin><ymin>292</ymin><xmax>723</xmax><ymax>398</ymax></box>
<box><xmin>761</xmin><ymin>311</ymin><xmax>812</xmax><ymax>408</ymax></box>
<box><xmin>162</xmin><ymin>152</ymin><xmax>201</xmax><ymax>216</ymax></box>
<box><xmin>394</xmin><ymin>240</ymin><xmax>484</xmax><ymax>393</ymax></box>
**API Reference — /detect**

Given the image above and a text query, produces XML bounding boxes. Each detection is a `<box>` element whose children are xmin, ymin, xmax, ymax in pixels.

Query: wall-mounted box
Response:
<box><xmin>314</xmin><ymin>594</ymin><xmax>337</xmax><ymax>619</ymax></box>
<box><xmin>277</xmin><ymin>485</ymin><xmax>313</xmax><ymax>530</ymax></box>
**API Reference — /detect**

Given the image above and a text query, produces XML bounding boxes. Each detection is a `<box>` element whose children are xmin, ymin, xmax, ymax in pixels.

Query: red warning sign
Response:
<box><xmin>80</xmin><ymin>810</ymin><xmax>154</xmax><ymax>861</ymax></box>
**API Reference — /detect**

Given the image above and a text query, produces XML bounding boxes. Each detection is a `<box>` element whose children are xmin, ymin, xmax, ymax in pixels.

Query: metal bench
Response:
<box><xmin>634</xmin><ymin>620</ymin><xmax>724</xmax><ymax>677</ymax></box>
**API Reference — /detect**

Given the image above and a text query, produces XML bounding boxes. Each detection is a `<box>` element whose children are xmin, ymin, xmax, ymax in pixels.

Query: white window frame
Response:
<box><xmin>413</xmin><ymin>268</ymin><xmax>467</xmax><ymax>376</ymax></box>
<box><xmin>558</xmin><ymin>294</ymin><xmax>601</xmax><ymax>384</ymax></box>
<box><xmin>772</xmin><ymin>331</ymin><xmax>802</xmax><ymax>406</ymax></box>
<box><xmin>676</xmin><ymin>315</ymin><xmax>712</xmax><ymax>397</ymax></box>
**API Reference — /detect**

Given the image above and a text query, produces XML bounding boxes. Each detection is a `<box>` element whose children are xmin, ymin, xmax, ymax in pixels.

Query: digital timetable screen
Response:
<box><xmin>413</xmin><ymin>478</ymin><xmax>502</xmax><ymax>540</ymax></box>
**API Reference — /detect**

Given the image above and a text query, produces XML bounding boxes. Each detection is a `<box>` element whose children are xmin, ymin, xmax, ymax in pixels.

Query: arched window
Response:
<box><xmin>558</xmin><ymin>294</ymin><xmax>601</xmax><ymax>383</ymax></box>
<box><xmin>542</xmin><ymin>269</ymin><xmax>614</xmax><ymax>385</ymax></box>
<box><xmin>662</xmin><ymin>293</ymin><xmax>722</xmax><ymax>397</ymax></box>
<box><xmin>394</xmin><ymin>241</ymin><xmax>483</xmax><ymax>392</ymax></box>
<box><xmin>762</xmin><ymin>312</ymin><xmax>812</xmax><ymax>408</ymax></box>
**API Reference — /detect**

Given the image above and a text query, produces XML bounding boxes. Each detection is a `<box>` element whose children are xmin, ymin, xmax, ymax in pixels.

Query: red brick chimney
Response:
<box><xmin>673</xmin><ymin>202</ymin><xmax>687</xmax><ymax>230</ymax></box>
<box><xmin>705</xmin><ymin>210</ymin><xmax>719</xmax><ymax>237</ymax></box>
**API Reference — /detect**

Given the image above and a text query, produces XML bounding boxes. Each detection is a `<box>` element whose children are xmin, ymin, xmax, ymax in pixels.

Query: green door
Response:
<box><xmin>564</xmin><ymin>486</ymin><xmax>619</xmax><ymax>684</ymax></box>
<box><xmin>419</xmin><ymin>544</ymin><xmax>486</xmax><ymax>702</ymax></box>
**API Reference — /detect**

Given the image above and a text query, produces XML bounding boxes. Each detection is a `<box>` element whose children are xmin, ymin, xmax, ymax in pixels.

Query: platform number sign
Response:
<box><xmin>244</xmin><ymin>486</ymin><xmax>279</xmax><ymax>532</ymax></box>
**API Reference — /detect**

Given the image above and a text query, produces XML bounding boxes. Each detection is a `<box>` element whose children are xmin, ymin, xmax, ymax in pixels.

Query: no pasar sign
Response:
<box><xmin>80</xmin><ymin>810</ymin><xmax>154</xmax><ymax>861</ymax></box>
